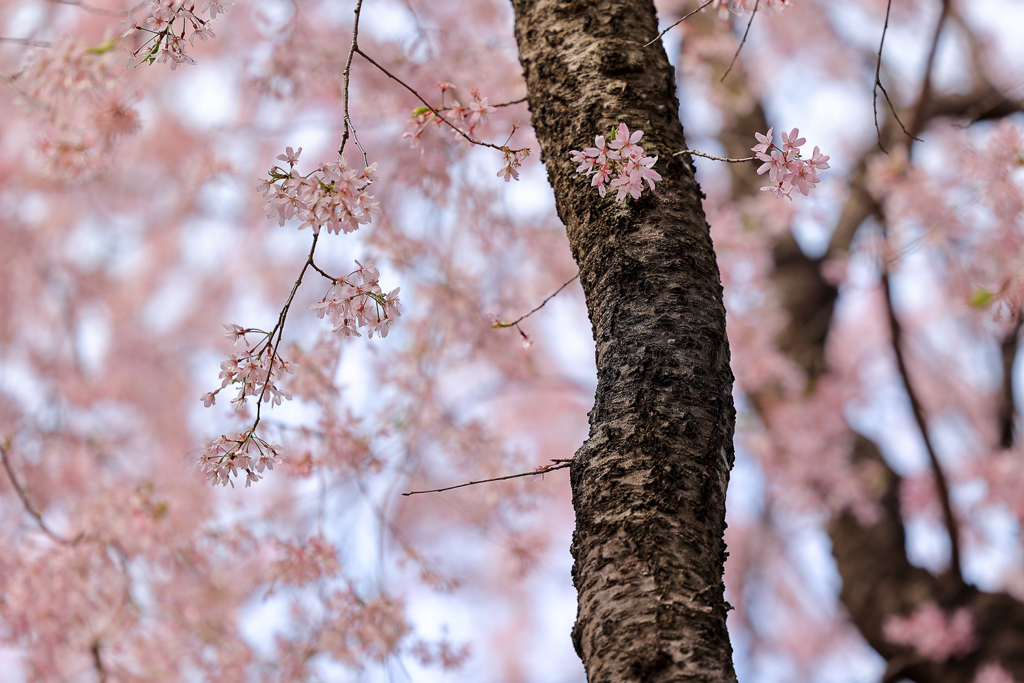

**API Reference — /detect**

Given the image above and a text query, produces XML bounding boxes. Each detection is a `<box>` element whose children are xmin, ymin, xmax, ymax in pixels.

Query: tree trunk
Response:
<box><xmin>510</xmin><ymin>1</ymin><xmax>737</xmax><ymax>681</ymax></box>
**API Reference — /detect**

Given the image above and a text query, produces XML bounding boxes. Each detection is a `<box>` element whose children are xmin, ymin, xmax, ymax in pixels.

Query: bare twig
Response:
<box><xmin>0</xmin><ymin>37</ymin><xmax>52</xmax><ymax>47</ymax></box>
<box><xmin>641</xmin><ymin>0</ymin><xmax>716</xmax><ymax>49</ymax></box>
<box><xmin>50</xmin><ymin>0</ymin><xmax>132</xmax><ymax>16</ymax></box>
<box><xmin>721</xmin><ymin>0</ymin><xmax>758</xmax><ymax>82</ymax></box>
<box><xmin>872</xmin><ymin>0</ymin><xmax>922</xmax><ymax>152</ymax></box>
<box><xmin>402</xmin><ymin>461</ymin><xmax>572</xmax><ymax>496</ymax></box>
<box><xmin>337</xmin><ymin>0</ymin><xmax>523</xmax><ymax>160</ymax></box>
<box><xmin>492</xmin><ymin>96</ymin><xmax>527</xmax><ymax>108</ymax></box>
<box><xmin>881</xmin><ymin>267</ymin><xmax>963</xmax><ymax>584</ymax></box>
<box><xmin>493</xmin><ymin>273</ymin><xmax>580</xmax><ymax>329</ymax></box>
<box><xmin>309</xmin><ymin>259</ymin><xmax>337</xmax><ymax>282</ymax></box>
<box><xmin>907</xmin><ymin>0</ymin><xmax>950</xmax><ymax>136</ymax></box>
<box><xmin>674</xmin><ymin>149</ymin><xmax>755</xmax><ymax>163</ymax></box>
<box><xmin>252</xmin><ymin>232</ymin><xmax>321</xmax><ymax>429</ymax></box>
<box><xmin>338</xmin><ymin>0</ymin><xmax>370</xmax><ymax>166</ymax></box>
<box><xmin>0</xmin><ymin>441</ymin><xmax>69</xmax><ymax>543</ymax></box>
<box><xmin>999</xmin><ymin>317</ymin><xmax>1022</xmax><ymax>449</ymax></box>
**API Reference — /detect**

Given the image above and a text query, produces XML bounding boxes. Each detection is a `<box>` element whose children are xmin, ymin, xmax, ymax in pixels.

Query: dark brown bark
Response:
<box><xmin>510</xmin><ymin>1</ymin><xmax>736</xmax><ymax>681</ymax></box>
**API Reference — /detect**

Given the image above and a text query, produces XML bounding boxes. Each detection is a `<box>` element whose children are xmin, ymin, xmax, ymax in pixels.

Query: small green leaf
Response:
<box><xmin>970</xmin><ymin>289</ymin><xmax>993</xmax><ymax>308</ymax></box>
<box><xmin>86</xmin><ymin>38</ymin><xmax>118</xmax><ymax>55</ymax></box>
<box><xmin>411</xmin><ymin>106</ymin><xmax>432</xmax><ymax>117</ymax></box>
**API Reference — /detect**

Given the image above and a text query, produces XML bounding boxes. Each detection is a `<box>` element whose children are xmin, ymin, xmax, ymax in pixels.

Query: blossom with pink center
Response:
<box><xmin>584</xmin><ymin>136</ymin><xmax>618</xmax><ymax>166</ymax></box>
<box><xmin>608</xmin><ymin>122</ymin><xmax>644</xmax><ymax>159</ymax></box>
<box><xmin>570</xmin><ymin>122</ymin><xmax>659</xmax><ymax>201</ymax></box>
<box><xmin>751</xmin><ymin>128</ymin><xmax>827</xmax><ymax>199</ymax></box>
<box><xmin>468</xmin><ymin>97</ymin><xmax>496</xmax><ymax>128</ymax></box>
<box><xmin>781</xmin><ymin>127</ymin><xmax>806</xmax><ymax>155</ymax></box>
<box><xmin>752</xmin><ymin>127</ymin><xmax>774</xmax><ymax>155</ymax></box>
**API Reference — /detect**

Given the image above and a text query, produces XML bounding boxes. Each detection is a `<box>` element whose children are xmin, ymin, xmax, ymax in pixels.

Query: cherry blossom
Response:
<box><xmin>310</xmin><ymin>260</ymin><xmax>402</xmax><ymax>339</ymax></box>
<box><xmin>258</xmin><ymin>151</ymin><xmax>378</xmax><ymax>235</ymax></box>
<box><xmin>883</xmin><ymin>603</ymin><xmax>977</xmax><ymax>661</ymax></box>
<box><xmin>752</xmin><ymin>126</ymin><xmax>828</xmax><ymax>199</ymax></box>
<box><xmin>122</xmin><ymin>0</ymin><xmax>225</xmax><ymax>69</ymax></box>
<box><xmin>570</xmin><ymin>122</ymin><xmax>661</xmax><ymax>202</ymax></box>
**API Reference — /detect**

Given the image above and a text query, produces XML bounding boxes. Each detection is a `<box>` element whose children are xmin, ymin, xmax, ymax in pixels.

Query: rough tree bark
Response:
<box><xmin>511</xmin><ymin>1</ymin><xmax>737</xmax><ymax>681</ymax></box>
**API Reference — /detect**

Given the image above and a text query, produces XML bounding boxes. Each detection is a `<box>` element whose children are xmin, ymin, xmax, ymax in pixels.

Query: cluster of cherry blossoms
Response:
<box><xmin>257</xmin><ymin>147</ymin><xmax>378</xmax><ymax>235</ymax></box>
<box><xmin>17</xmin><ymin>37</ymin><xmax>140</xmax><ymax>177</ymax></box>
<box><xmin>497</xmin><ymin>147</ymin><xmax>530</xmax><ymax>182</ymax></box>
<box><xmin>404</xmin><ymin>83</ymin><xmax>497</xmax><ymax>146</ymax></box>
<box><xmin>570</xmin><ymin>122</ymin><xmax>662</xmax><ymax>202</ymax></box>
<box><xmin>311</xmin><ymin>260</ymin><xmax>401</xmax><ymax>339</ymax></box>
<box><xmin>122</xmin><ymin>0</ymin><xmax>226</xmax><ymax>70</ymax></box>
<box><xmin>196</xmin><ymin>325</ymin><xmax>292</xmax><ymax>486</ymax></box>
<box><xmin>201</xmin><ymin>324</ymin><xmax>295</xmax><ymax>410</ymax></box>
<box><xmin>882</xmin><ymin>602</ymin><xmax>976</xmax><ymax>661</ymax></box>
<box><xmin>196</xmin><ymin>429</ymin><xmax>284</xmax><ymax>488</ymax></box>
<box><xmin>751</xmin><ymin>127</ymin><xmax>829</xmax><ymax>199</ymax></box>
<box><xmin>404</xmin><ymin>83</ymin><xmax>530</xmax><ymax>183</ymax></box>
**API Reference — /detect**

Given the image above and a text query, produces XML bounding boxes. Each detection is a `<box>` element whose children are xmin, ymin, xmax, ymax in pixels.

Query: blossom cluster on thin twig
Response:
<box><xmin>196</xmin><ymin>429</ymin><xmax>284</xmax><ymax>488</ymax></box>
<box><xmin>311</xmin><ymin>260</ymin><xmax>402</xmax><ymax>339</ymax></box>
<box><xmin>257</xmin><ymin>147</ymin><xmax>379</xmax><ymax>235</ymax></box>
<box><xmin>198</xmin><ymin>148</ymin><xmax>397</xmax><ymax>487</ymax></box>
<box><xmin>404</xmin><ymin>83</ymin><xmax>496</xmax><ymax>141</ymax></box>
<box><xmin>751</xmin><ymin>127</ymin><xmax>829</xmax><ymax>200</ymax></box>
<box><xmin>569</xmin><ymin>122</ymin><xmax>662</xmax><ymax>202</ymax></box>
<box><xmin>403</xmin><ymin>82</ymin><xmax>530</xmax><ymax>182</ymax></box>
<box><xmin>121</xmin><ymin>0</ymin><xmax>226</xmax><ymax>70</ymax></box>
<box><xmin>201</xmin><ymin>324</ymin><xmax>295</xmax><ymax>411</ymax></box>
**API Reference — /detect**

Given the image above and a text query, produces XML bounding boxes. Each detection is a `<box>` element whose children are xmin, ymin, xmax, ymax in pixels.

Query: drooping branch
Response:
<box><xmin>721</xmin><ymin>0</ymin><xmax>758</xmax><ymax>82</ymax></box>
<box><xmin>0</xmin><ymin>442</ymin><xmax>69</xmax><ymax>544</ymax></box>
<box><xmin>872</xmin><ymin>0</ymin><xmax>921</xmax><ymax>151</ymax></box>
<box><xmin>880</xmin><ymin>266</ymin><xmax>963</xmax><ymax>584</ymax></box>
<box><xmin>998</xmin><ymin>318</ymin><xmax>1021</xmax><ymax>449</ymax></box>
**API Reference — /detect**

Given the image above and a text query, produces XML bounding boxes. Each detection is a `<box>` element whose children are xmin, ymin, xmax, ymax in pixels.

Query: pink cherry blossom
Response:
<box><xmin>570</xmin><ymin>122</ymin><xmax>659</xmax><ymax>202</ymax></box>
<box><xmin>752</xmin><ymin>128</ymin><xmax>827</xmax><ymax>199</ymax></box>
<box><xmin>608</xmin><ymin>122</ymin><xmax>644</xmax><ymax>159</ymax></box>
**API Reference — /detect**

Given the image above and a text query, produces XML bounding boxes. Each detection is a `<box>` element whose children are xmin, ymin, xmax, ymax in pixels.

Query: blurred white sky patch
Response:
<box><xmin>172</xmin><ymin>62</ymin><xmax>239</xmax><ymax>130</ymax></box>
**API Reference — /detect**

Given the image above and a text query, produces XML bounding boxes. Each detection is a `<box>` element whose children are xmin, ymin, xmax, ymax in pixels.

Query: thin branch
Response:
<box><xmin>0</xmin><ymin>442</ymin><xmax>68</xmax><ymax>543</ymax></box>
<box><xmin>872</xmin><ymin>0</ymin><xmax>921</xmax><ymax>152</ymax></box>
<box><xmin>721</xmin><ymin>0</ymin><xmax>758</xmax><ymax>83</ymax></box>
<box><xmin>641</xmin><ymin>0</ymin><xmax>716</xmax><ymax>49</ymax></box>
<box><xmin>252</xmin><ymin>232</ymin><xmax>320</xmax><ymax>429</ymax></box>
<box><xmin>354</xmin><ymin>47</ymin><xmax>518</xmax><ymax>154</ymax></box>
<box><xmin>492</xmin><ymin>273</ymin><xmax>580</xmax><ymax>329</ymax></box>
<box><xmin>881</xmin><ymin>268</ymin><xmax>963</xmax><ymax>584</ymax></box>
<box><xmin>0</xmin><ymin>72</ymin><xmax>83</xmax><ymax>133</ymax></box>
<box><xmin>0</xmin><ymin>37</ymin><xmax>52</xmax><ymax>47</ymax></box>
<box><xmin>674</xmin><ymin>149</ymin><xmax>755</xmax><ymax>163</ymax></box>
<box><xmin>999</xmin><ymin>316</ymin><xmax>1022</xmax><ymax>449</ymax></box>
<box><xmin>402</xmin><ymin>461</ymin><xmax>571</xmax><ymax>496</ymax></box>
<box><xmin>309</xmin><ymin>259</ymin><xmax>337</xmax><ymax>282</ymax></box>
<box><xmin>50</xmin><ymin>0</ymin><xmax>133</xmax><ymax>16</ymax></box>
<box><xmin>337</xmin><ymin>0</ymin><xmax>523</xmax><ymax>159</ymax></box>
<box><xmin>338</xmin><ymin>0</ymin><xmax>369</xmax><ymax>165</ymax></box>
<box><xmin>91</xmin><ymin>642</ymin><xmax>107</xmax><ymax>683</ymax></box>
<box><xmin>492</xmin><ymin>96</ymin><xmax>527</xmax><ymax>108</ymax></box>
<box><xmin>907</xmin><ymin>0</ymin><xmax>950</xmax><ymax>137</ymax></box>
